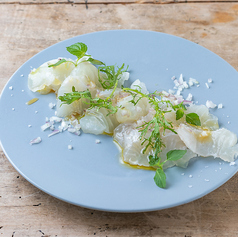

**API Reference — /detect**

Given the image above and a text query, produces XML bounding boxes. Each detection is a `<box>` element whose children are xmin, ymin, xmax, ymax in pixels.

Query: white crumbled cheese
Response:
<box><xmin>171</xmin><ymin>76</ymin><xmax>176</xmax><ymax>80</ymax></box>
<box><xmin>188</xmin><ymin>185</ymin><xmax>193</xmax><ymax>188</ymax></box>
<box><xmin>228</xmin><ymin>121</ymin><xmax>231</xmax><ymax>124</ymax></box>
<box><xmin>204</xmin><ymin>179</ymin><xmax>210</xmax><ymax>182</ymax></box>
<box><xmin>49</xmin><ymin>102</ymin><xmax>56</xmax><ymax>109</ymax></box>
<box><xmin>178</xmin><ymin>74</ymin><xmax>184</xmax><ymax>84</ymax></box>
<box><xmin>189</xmin><ymin>175</ymin><xmax>193</xmax><ymax>178</ymax></box>
<box><xmin>68</xmin><ymin>145</ymin><xmax>73</xmax><ymax>150</ymax></box>
<box><xmin>55</xmin><ymin>111</ymin><xmax>57</xmax><ymax>116</ymax></box>
<box><xmin>9</xmin><ymin>86</ymin><xmax>13</xmax><ymax>90</ymax></box>
<box><xmin>230</xmin><ymin>162</ymin><xmax>236</xmax><ymax>166</ymax></box>
<box><xmin>28</xmin><ymin>125</ymin><xmax>32</xmax><ymax>128</ymax></box>
<box><xmin>197</xmin><ymin>85</ymin><xmax>200</xmax><ymax>87</ymax></box>
<box><xmin>68</xmin><ymin>127</ymin><xmax>77</xmax><ymax>133</ymax></box>
<box><xmin>50</xmin><ymin>116</ymin><xmax>62</xmax><ymax>123</ymax></box>
<box><xmin>183</xmin><ymin>81</ymin><xmax>189</xmax><ymax>89</ymax></box>
<box><xmin>206</xmin><ymin>100</ymin><xmax>217</xmax><ymax>109</ymax></box>
<box><xmin>95</xmin><ymin>139</ymin><xmax>101</xmax><ymax>144</ymax></box>
<box><xmin>45</xmin><ymin>117</ymin><xmax>49</xmax><ymax>122</ymax></box>
<box><xmin>50</xmin><ymin>125</ymin><xmax>55</xmax><ymax>130</ymax></box>
<box><xmin>168</xmin><ymin>89</ymin><xmax>175</xmax><ymax>94</ymax></box>
<box><xmin>189</xmin><ymin>78</ymin><xmax>199</xmax><ymax>85</ymax></box>
<box><xmin>205</xmin><ymin>83</ymin><xmax>209</xmax><ymax>89</ymax></box>
<box><xmin>12</xmin><ymin>108</ymin><xmax>15</xmax><ymax>111</ymax></box>
<box><xmin>35</xmin><ymin>111</ymin><xmax>38</xmax><ymax>114</ymax></box>
<box><xmin>41</xmin><ymin>122</ymin><xmax>51</xmax><ymax>131</ymax></box>
<box><xmin>68</xmin><ymin>127</ymin><xmax>81</xmax><ymax>136</ymax></box>
<box><xmin>181</xmin><ymin>173</ymin><xmax>185</xmax><ymax>176</ymax></box>
<box><xmin>208</xmin><ymin>78</ymin><xmax>213</xmax><ymax>83</ymax></box>
<box><xmin>20</xmin><ymin>74</ymin><xmax>24</xmax><ymax>77</ymax></box>
<box><xmin>11</xmin><ymin>94</ymin><xmax>13</xmax><ymax>97</ymax></box>
<box><xmin>174</xmin><ymin>79</ymin><xmax>180</xmax><ymax>87</ymax></box>
<box><xmin>176</xmin><ymin>89</ymin><xmax>181</xmax><ymax>96</ymax></box>
<box><xmin>22</xmin><ymin>90</ymin><xmax>24</xmax><ymax>92</ymax></box>
<box><xmin>30</xmin><ymin>137</ymin><xmax>42</xmax><ymax>145</ymax></box>
<box><xmin>218</xmin><ymin>103</ymin><xmax>223</xmax><ymax>109</ymax></box>
<box><xmin>186</xmin><ymin>93</ymin><xmax>193</xmax><ymax>101</ymax></box>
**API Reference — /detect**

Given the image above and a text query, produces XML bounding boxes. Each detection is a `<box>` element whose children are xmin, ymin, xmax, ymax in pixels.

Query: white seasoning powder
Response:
<box><xmin>208</xmin><ymin>78</ymin><xmax>213</xmax><ymax>83</ymax></box>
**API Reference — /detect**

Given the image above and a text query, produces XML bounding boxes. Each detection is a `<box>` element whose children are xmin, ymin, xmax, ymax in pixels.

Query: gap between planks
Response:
<box><xmin>1</xmin><ymin>0</ymin><xmax>238</xmax><ymax>5</ymax></box>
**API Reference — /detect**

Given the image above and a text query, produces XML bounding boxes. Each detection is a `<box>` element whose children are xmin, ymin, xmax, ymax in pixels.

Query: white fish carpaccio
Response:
<box><xmin>28</xmin><ymin>58</ymin><xmax>75</xmax><ymax>94</ymax></box>
<box><xmin>176</xmin><ymin>124</ymin><xmax>238</xmax><ymax>162</ymax></box>
<box><xmin>80</xmin><ymin>107</ymin><xmax>119</xmax><ymax>135</ymax></box>
<box><xmin>164</xmin><ymin>104</ymin><xmax>219</xmax><ymax>130</ymax></box>
<box><xmin>113</xmin><ymin>123</ymin><xmax>197</xmax><ymax>169</ymax></box>
<box><xmin>56</xmin><ymin>61</ymin><xmax>100</xmax><ymax>117</ymax></box>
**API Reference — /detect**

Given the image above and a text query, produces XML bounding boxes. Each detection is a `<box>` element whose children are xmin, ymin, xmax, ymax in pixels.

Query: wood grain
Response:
<box><xmin>0</xmin><ymin>2</ymin><xmax>238</xmax><ymax>237</ymax></box>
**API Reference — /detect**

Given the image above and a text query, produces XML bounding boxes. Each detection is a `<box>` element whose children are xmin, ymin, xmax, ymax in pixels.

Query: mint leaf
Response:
<box><xmin>48</xmin><ymin>59</ymin><xmax>67</xmax><ymax>67</ymax></box>
<box><xmin>87</xmin><ymin>57</ymin><xmax>105</xmax><ymax>65</ymax></box>
<box><xmin>186</xmin><ymin>113</ymin><xmax>201</xmax><ymax>126</ymax></box>
<box><xmin>176</xmin><ymin>108</ymin><xmax>184</xmax><ymax>120</ymax></box>
<box><xmin>154</xmin><ymin>168</ymin><xmax>166</xmax><ymax>188</ymax></box>
<box><xmin>66</xmin><ymin>42</ymin><xmax>88</xmax><ymax>58</ymax></box>
<box><xmin>167</xmin><ymin>149</ymin><xmax>187</xmax><ymax>161</ymax></box>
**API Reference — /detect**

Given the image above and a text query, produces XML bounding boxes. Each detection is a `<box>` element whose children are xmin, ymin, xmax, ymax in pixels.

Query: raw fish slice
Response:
<box><xmin>177</xmin><ymin>124</ymin><xmax>238</xmax><ymax>162</ymax></box>
<box><xmin>164</xmin><ymin>104</ymin><xmax>219</xmax><ymax>130</ymax></box>
<box><xmin>28</xmin><ymin>58</ymin><xmax>75</xmax><ymax>94</ymax></box>
<box><xmin>186</xmin><ymin>104</ymin><xmax>219</xmax><ymax>130</ymax></box>
<box><xmin>80</xmin><ymin>108</ymin><xmax>119</xmax><ymax>135</ymax></box>
<box><xmin>113</xmin><ymin>124</ymin><xmax>197</xmax><ymax>169</ymax></box>
<box><xmin>56</xmin><ymin>62</ymin><xmax>100</xmax><ymax>117</ymax></box>
<box><xmin>116</xmin><ymin>96</ymin><xmax>150</xmax><ymax>123</ymax></box>
<box><xmin>160</xmin><ymin>130</ymin><xmax>197</xmax><ymax>169</ymax></box>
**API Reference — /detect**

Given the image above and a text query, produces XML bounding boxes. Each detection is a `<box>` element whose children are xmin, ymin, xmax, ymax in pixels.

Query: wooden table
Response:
<box><xmin>1</xmin><ymin>1</ymin><xmax>238</xmax><ymax>236</ymax></box>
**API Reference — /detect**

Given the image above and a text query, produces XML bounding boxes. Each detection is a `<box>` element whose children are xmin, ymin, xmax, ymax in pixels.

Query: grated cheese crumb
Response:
<box><xmin>230</xmin><ymin>162</ymin><xmax>236</xmax><ymax>166</ymax></box>
<box><xmin>205</xmin><ymin>83</ymin><xmax>209</xmax><ymax>89</ymax></box>
<box><xmin>206</xmin><ymin>100</ymin><xmax>217</xmax><ymax>109</ymax></box>
<box><xmin>95</xmin><ymin>139</ymin><xmax>101</xmax><ymax>144</ymax></box>
<box><xmin>68</xmin><ymin>145</ymin><xmax>73</xmax><ymax>150</ymax></box>
<box><xmin>9</xmin><ymin>86</ymin><xmax>13</xmax><ymax>90</ymax></box>
<box><xmin>208</xmin><ymin>78</ymin><xmax>213</xmax><ymax>83</ymax></box>
<box><xmin>218</xmin><ymin>103</ymin><xmax>223</xmax><ymax>109</ymax></box>
<box><xmin>49</xmin><ymin>102</ymin><xmax>56</xmax><ymax>109</ymax></box>
<box><xmin>186</xmin><ymin>93</ymin><xmax>193</xmax><ymax>101</ymax></box>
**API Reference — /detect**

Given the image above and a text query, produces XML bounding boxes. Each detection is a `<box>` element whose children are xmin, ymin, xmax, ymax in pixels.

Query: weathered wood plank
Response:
<box><xmin>1</xmin><ymin>0</ymin><xmax>238</xmax><ymax>4</ymax></box>
<box><xmin>0</xmin><ymin>3</ymin><xmax>238</xmax><ymax>236</ymax></box>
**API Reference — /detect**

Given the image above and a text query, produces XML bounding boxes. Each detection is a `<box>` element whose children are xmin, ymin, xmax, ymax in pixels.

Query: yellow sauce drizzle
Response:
<box><xmin>26</xmin><ymin>98</ymin><xmax>39</xmax><ymax>105</ymax></box>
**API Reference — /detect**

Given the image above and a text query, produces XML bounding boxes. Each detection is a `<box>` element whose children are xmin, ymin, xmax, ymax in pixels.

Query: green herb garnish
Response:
<box><xmin>48</xmin><ymin>42</ymin><xmax>104</xmax><ymax>68</ymax></box>
<box><xmin>186</xmin><ymin>112</ymin><xmax>201</xmax><ymax>126</ymax></box>
<box><xmin>98</xmin><ymin>64</ymin><xmax>128</xmax><ymax>89</ymax></box>
<box><xmin>151</xmin><ymin>149</ymin><xmax>187</xmax><ymax>188</ymax></box>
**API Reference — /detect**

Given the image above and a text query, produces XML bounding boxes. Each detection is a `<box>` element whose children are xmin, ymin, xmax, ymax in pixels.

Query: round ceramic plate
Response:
<box><xmin>0</xmin><ymin>30</ymin><xmax>237</xmax><ymax>212</ymax></box>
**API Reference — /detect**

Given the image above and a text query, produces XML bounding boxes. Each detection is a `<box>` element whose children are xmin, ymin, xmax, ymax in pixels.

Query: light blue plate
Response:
<box><xmin>0</xmin><ymin>30</ymin><xmax>237</xmax><ymax>212</ymax></box>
